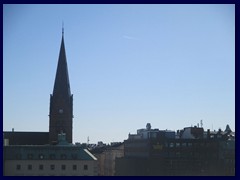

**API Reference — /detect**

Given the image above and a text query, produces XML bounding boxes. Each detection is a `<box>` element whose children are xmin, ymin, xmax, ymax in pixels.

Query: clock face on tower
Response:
<box><xmin>59</xmin><ymin>109</ymin><xmax>63</xmax><ymax>114</ymax></box>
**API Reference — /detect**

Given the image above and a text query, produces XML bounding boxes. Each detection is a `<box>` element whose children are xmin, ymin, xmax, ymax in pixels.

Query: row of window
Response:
<box><xmin>17</xmin><ymin>153</ymin><xmax>78</xmax><ymax>160</ymax></box>
<box><xmin>27</xmin><ymin>154</ymin><xmax>77</xmax><ymax>159</ymax></box>
<box><xmin>126</xmin><ymin>142</ymin><xmax>216</xmax><ymax>149</ymax></box>
<box><xmin>16</xmin><ymin>164</ymin><xmax>88</xmax><ymax>171</ymax></box>
<box><xmin>164</xmin><ymin>142</ymin><xmax>215</xmax><ymax>148</ymax></box>
<box><xmin>166</xmin><ymin>142</ymin><xmax>191</xmax><ymax>148</ymax></box>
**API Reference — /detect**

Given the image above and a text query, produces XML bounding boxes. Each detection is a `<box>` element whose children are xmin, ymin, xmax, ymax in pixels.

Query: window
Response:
<box><xmin>190</xmin><ymin>152</ymin><xmax>193</xmax><ymax>157</ymax></box>
<box><xmin>217</xmin><ymin>134</ymin><xmax>222</xmax><ymax>138</ymax></box>
<box><xmin>50</xmin><ymin>154</ymin><xmax>55</xmax><ymax>160</ymax></box>
<box><xmin>61</xmin><ymin>165</ymin><xmax>66</xmax><ymax>170</ymax></box>
<box><xmin>39</xmin><ymin>164</ymin><xmax>44</xmax><ymax>170</ymax></box>
<box><xmin>16</xmin><ymin>164</ymin><xmax>21</xmax><ymax>170</ymax></box>
<box><xmin>169</xmin><ymin>152</ymin><xmax>175</xmax><ymax>158</ymax></box>
<box><xmin>28</xmin><ymin>164</ymin><xmax>32</xmax><ymax>170</ymax></box>
<box><xmin>50</xmin><ymin>164</ymin><xmax>55</xmax><ymax>170</ymax></box>
<box><xmin>194</xmin><ymin>152</ymin><xmax>199</xmax><ymax>158</ymax></box>
<box><xmin>176</xmin><ymin>143</ymin><xmax>180</xmax><ymax>147</ymax></box>
<box><xmin>39</xmin><ymin>154</ymin><xmax>44</xmax><ymax>160</ymax></box>
<box><xmin>169</xmin><ymin>142</ymin><xmax>174</xmax><ymax>148</ymax></box>
<box><xmin>176</xmin><ymin>152</ymin><xmax>181</xmax><ymax>157</ymax></box>
<box><xmin>73</xmin><ymin>165</ymin><xmax>77</xmax><ymax>170</ymax></box>
<box><xmin>72</xmin><ymin>154</ymin><xmax>77</xmax><ymax>159</ymax></box>
<box><xmin>16</xmin><ymin>154</ymin><xmax>22</xmax><ymax>160</ymax></box>
<box><xmin>84</xmin><ymin>165</ymin><xmax>88</xmax><ymax>170</ymax></box>
<box><xmin>61</xmin><ymin>154</ymin><xmax>67</xmax><ymax>159</ymax></box>
<box><xmin>28</xmin><ymin>154</ymin><xmax>33</xmax><ymax>159</ymax></box>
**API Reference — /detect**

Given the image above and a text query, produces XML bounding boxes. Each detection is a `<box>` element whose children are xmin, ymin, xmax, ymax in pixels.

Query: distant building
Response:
<box><xmin>178</xmin><ymin>126</ymin><xmax>204</xmax><ymax>139</ymax></box>
<box><xmin>3</xmin><ymin>133</ymin><xmax>98</xmax><ymax>176</ymax></box>
<box><xmin>92</xmin><ymin>143</ymin><xmax>124</xmax><ymax>176</ymax></box>
<box><xmin>115</xmin><ymin>123</ymin><xmax>235</xmax><ymax>176</ymax></box>
<box><xmin>125</xmin><ymin>123</ymin><xmax>175</xmax><ymax>158</ymax></box>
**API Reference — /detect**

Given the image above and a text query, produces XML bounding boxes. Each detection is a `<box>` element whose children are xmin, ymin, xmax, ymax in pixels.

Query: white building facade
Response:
<box><xmin>3</xmin><ymin>145</ymin><xmax>98</xmax><ymax>176</ymax></box>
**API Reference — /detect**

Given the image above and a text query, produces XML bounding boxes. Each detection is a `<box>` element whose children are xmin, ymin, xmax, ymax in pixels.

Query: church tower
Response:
<box><xmin>49</xmin><ymin>29</ymin><xmax>73</xmax><ymax>144</ymax></box>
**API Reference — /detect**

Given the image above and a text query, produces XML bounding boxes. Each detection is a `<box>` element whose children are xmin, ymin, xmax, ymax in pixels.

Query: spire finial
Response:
<box><xmin>62</xmin><ymin>21</ymin><xmax>64</xmax><ymax>36</ymax></box>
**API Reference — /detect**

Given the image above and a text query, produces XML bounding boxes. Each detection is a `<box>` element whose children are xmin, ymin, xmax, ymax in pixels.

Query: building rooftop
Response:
<box><xmin>3</xmin><ymin>145</ymin><xmax>97</xmax><ymax>161</ymax></box>
<box><xmin>3</xmin><ymin>131</ymin><xmax>49</xmax><ymax>145</ymax></box>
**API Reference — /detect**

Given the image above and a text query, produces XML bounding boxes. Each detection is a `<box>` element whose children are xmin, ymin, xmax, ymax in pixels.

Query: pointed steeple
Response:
<box><xmin>49</xmin><ymin>30</ymin><xmax>73</xmax><ymax>144</ymax></box>
<box><xmin>52</xmin><ymin>32</ymin><xmax>71</xmax><ymax>97</ymax></box>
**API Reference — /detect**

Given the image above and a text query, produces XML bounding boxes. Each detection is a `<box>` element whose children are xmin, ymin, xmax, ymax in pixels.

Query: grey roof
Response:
<box><xmin>3</xmin><ymin>145</ymin><xmax>97</xmax><ymax>161</ymax></box>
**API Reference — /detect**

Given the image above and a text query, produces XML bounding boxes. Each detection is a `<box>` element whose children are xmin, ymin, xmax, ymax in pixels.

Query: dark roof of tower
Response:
<box><xmin>53</xmin><ymin>34</ymin><xmax>71</xmax><ymax>96</ymax></box>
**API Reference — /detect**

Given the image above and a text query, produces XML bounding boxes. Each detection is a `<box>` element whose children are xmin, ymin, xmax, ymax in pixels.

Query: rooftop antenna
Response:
<box><xmin>87</xmin><ymin>136</ymin><xmax>89</xmax><ymax>145</ymax></box>
<box><xmin>200</xmin><ymin>120</ymin><xmax>203</xmax><ymax>128</ymax></box>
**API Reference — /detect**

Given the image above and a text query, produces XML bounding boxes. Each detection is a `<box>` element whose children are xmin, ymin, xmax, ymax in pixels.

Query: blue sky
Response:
<box><xmin>3</xmin><ymin>4</ymin><xmax>235</xmax><ymax>144</ymax></box>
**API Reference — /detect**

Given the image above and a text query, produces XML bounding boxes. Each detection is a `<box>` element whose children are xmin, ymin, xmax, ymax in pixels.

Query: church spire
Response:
<box><xmin>52</xmin><ymin>30</ymin><xmax>71</xmax><ymax>97</ymax></box>
<box><xmin>49</xmin><ymin>29</ymin><xmax>73</xmax><ymax>144</ymax></box>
